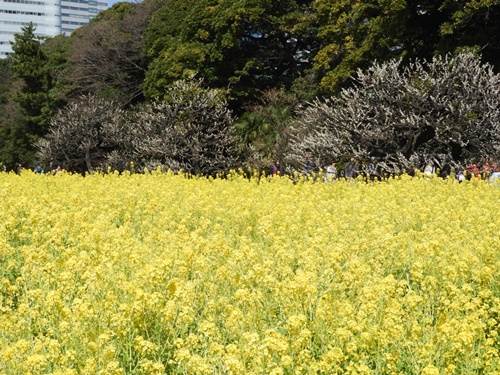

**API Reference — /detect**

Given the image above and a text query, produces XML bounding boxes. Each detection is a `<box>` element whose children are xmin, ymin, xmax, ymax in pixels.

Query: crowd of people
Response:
<box><xmin>2</xmin><ymin>156</ymin><xmax>500</xmax><ymax>183</ymax></box>
<box><xmin>270</xmin><ymin>155</ymin><xmax>500</xmax><ymax>183</ymax></box>
<box><xmin>6</xmin><ymin>161</ymin><xmax>63</xmax><ymax>175</ymax></box>
<box><xmin>423</xmin><ymin>156</ymin><xmax>500</xmax><ymax>182</ymax></box>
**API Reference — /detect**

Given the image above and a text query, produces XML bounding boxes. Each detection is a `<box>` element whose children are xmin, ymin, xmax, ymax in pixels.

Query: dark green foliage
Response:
<box><xmin>312</xmin><ymin>0</ymin><xmax>500</xmax><ymax>94</ymax></box>
<box><xmin>234</xmin><ymin>89</ymin><xmax>299</xmax><ymax>169</ymax></box>
<box><xmin>0</xmin><ymin>59</ymin><xmax>14</xmax><ymax>168</ymax></box>
<box><xmin>10</xmin><ymin>23</ymin><xmax>52</xmax><ymax>133</ymax></box>
<box><xmin>438</xmin><ymin>0</ymin><xmax>500</xmax><ymax>69</ymax></box>
<box><xmin>0</xmin><ymin>23</ymin><xmax>56</xmax><ymax>168</ymax></box>
<box><xmin>143</xmin><ymin>0</ymin><xmax>319</xmax><ymax>110</ymax></box>
<box><xmin>313</xmin><ymin>0</ymin><xmax>445</xmax><ymax>93</ymax></box>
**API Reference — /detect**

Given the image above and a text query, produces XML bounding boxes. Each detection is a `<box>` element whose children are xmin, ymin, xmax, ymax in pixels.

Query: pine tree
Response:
<box><xmin>5</xmin><ymin>22</ymin><xmax>53</xmax><ymax>167</ymax></box>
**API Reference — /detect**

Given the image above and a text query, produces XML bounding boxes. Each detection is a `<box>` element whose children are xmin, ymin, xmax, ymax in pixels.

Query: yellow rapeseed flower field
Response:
<box><xmin>1</xmin><ymin>170</ymin><xmax>499</xmax><ymax>375</ymax></box>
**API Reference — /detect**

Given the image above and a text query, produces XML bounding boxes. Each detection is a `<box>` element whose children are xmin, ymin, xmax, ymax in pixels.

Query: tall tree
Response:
<box><xmin>10</xmin><ymin>23</ymin><xmax>52</xmax><ymax>134</ymax></box>
<box><xmin>66</xmin><ymin>0</ymin><xmax>159</xmax><ymax>104</ymax></box>
<box><xmin>0</xmin><ymin>58</ymin><xmax>23</xmax><ymax>169</ymax></box>
<box><xmin>3</xmin><ymin>23</ymin><xmax>53</xmax><ymax>167</ymax></box>
<box><xmin>312</xmin><ymin>0</ymin><xmax>500</xmax><ymax>94</ymax></box>
<box><xmin>313</xmin><ymin>0</ymin><xmax>448</xmax><ymax>94</ymax></box>
<box><xmin>143</xmin><ymin>0</ymin><xmax>319</xmax><ymax>112</ymax></box>
<box><xmin>438</xmin><ymin>0</ymin><xmax>500</xmax><ymax>69</ymax></box>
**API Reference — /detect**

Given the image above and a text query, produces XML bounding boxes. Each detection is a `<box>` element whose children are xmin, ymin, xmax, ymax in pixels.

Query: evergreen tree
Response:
<box><xmin>143</xmin><ymin>0</ymin><xmax>319</xmax><ymax>113</ymax></box>
<box><xmin>5</xmin><ymin>22</ymin><xmax>53</xmax><ymax>167</ymax></box>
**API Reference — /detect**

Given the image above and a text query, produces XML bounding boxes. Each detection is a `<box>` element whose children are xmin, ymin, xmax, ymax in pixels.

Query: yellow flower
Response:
<box><xmin>422</xmin><ymin>364</ymin><xmax>440</xmax><ymax>375</ymax></box>
<box><xmin>1</xmin><ymin>171</ymin><xmax>499</xmax><ymax>375</ymax></box>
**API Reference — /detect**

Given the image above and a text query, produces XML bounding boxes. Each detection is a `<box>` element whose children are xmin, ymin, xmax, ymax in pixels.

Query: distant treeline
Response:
<box><xmin>0</xmin><ymin>0</ymin><xmax>499</xmax><ymax>173</ymax></box>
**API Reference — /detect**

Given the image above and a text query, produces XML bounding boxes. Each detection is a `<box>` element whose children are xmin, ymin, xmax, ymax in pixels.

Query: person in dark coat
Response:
<box><xmin>344</xmin><ymin>158</ymin><xmax>359</xmax><ymax>179</ymax></box>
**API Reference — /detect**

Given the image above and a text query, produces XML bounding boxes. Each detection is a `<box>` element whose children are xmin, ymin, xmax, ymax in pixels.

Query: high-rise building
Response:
<box><xmin>0</xmin><ymin>0</ymin><xmax>107</xmax><ymax>58</ymax></box>
<box><xmin>60</xmin><ymin>0</ymin><xmax>107</xmax><ymax>35</ymax></box>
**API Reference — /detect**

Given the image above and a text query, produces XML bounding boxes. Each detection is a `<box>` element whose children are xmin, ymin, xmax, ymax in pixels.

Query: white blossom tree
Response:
<box><xmin>117</xmin><ymin>79</ymin><xmax>239</xmax><ymax>175</ymax></box>
<box><xmin>289</xmin><ymin>53</ymin><xmax>500</xmax><ymax>174</ymax></box>
<box><xmin>37</xmin><ymin>79</ymin><xmax>239</xmax><ymax>175</ymax></box>
<box><xmin>36</xmin><ymin>94</ymin><xmax>125</xmax><ymax>173</ymax></box>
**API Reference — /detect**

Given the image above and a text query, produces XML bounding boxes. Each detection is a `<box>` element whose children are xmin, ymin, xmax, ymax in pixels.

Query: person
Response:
<box><xmin>440</xmin><ymin>157</ymin><xmax>451</xmax><ymax>179</ymax></box>
<box><xmin>489</xmin><ymin>171</ymin><xmax>500</xmax><ymax>183</ymax></box>
<box><xmin>466</xmin><ymin>163</ymin><xmax>481</xmax><ymax>179</ymax></box>
<box><xmin>45</xmin><ymin>161</ymin><xmax>54</xmax><ymax>174</ymax></box>
<box><xmin>492</xmin><ymin>158</ymin><xmax>500</xmax><ymax>173</ymax></box>
<box><xmin>304</xmin><ymin>155</ymin><xmax>315</xmax><ymax>177</ymax></box>
<box><xmin>486</xmin><ymin>157</ymin><xmax>500</xmax><ymax>182</ymax></box>
<box><xmin>423</xmin><ymin>158</ymin><xmax>436</xmax><ymax>176</ymax></box>
<box><xmin>481</xmin><ymin>158</ymin><xmax>497</xmax><ymax>179</ymax></box>
<box><xmin>344</xmin><ymin>158</ymin><xmax>359</xmax><ymax>179</ymax></box>
<box><xmin>367</xmin><ymin>157</ymin><xmax>380</xmax><ymax>181</ymax></box>
<box><xmin>16</xmin><ymin>163</ymin><xmax>23</xmax><ymax>175</ymax></box>
<box><xmin>34</xmin><ymin>162</ymin><xmax>44</xmax><ymax>174</ymax></box>
<box><xmin>270</xmin><ymin>160</ymin><xmax>281</xmax><ymax>177</ymax></box>
<box><xmin>324</xmin><ymin>160</ymin><xmax>337</xmax><ymax>182</ymax></box>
